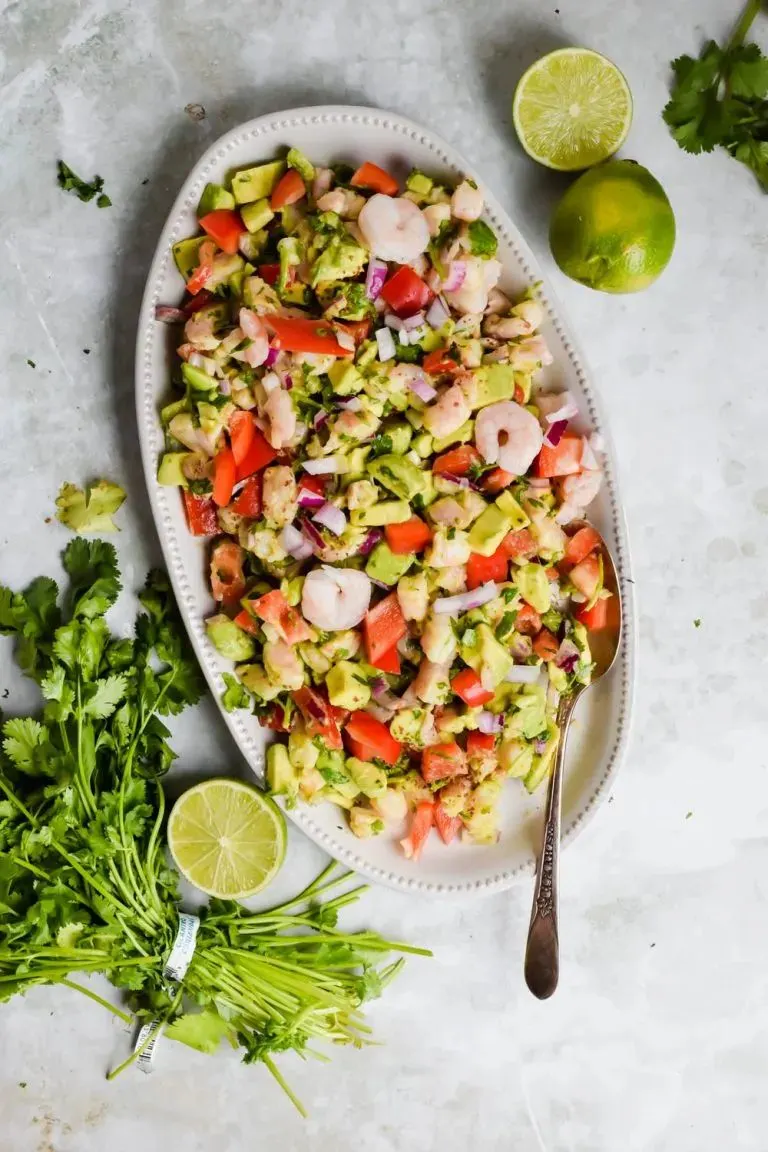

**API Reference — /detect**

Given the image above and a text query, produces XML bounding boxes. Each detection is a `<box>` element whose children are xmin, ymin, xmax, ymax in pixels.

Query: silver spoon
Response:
<box><xmin>524</xmin><ymin>522</ymin><xmax>622</xmax><ymax>1000</ymax></box>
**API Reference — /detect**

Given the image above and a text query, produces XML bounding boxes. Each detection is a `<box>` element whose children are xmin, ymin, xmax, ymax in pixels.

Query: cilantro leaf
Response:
<box><xmin>56</xmin><ymin>161</ymin><xmax>109</xmax><ymax>205</ymax></box>
<box><xmin>165</xmin><ymin>1010</ymin><xmax>235</xmax><ymax>1055</ymax></box>
<box><xmin>82</xmin><ymin>675</ymin><xmax>127</xmax><ymax>719</ymax></box>
<box><xmin>2</xmin><ymin>718</ymin><xmax>50</xmax><ymax>775</ymax></box>
<box><xmin>63</xmin><ymin>538</ymin><xmax>121</xmax><ymax>619</ymax></box>
<box><xmin>56</xmin><ymin>480</ymin><xmax>126</xmax><ymax>534</ymax></box>
<box><xmin>368</xmin><ymin>433</ymin><xmax>393</xmax><ymax>460</ymax></box>
<box><xmin>728</xmin><ymin>42</ymin><xmax>768</xmax><ymax>99</ymax></box>
<box><xmin>467</xmin><ymin>219</ymin><xmax>498</xmax><ymax>258</ymax></box>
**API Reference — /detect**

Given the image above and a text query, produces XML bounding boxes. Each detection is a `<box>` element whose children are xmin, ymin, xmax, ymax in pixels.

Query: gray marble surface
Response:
<box><xmin>2</xmin><ymin>1</ymin><xmax>767</xmax><ymax>1149</ymax></box>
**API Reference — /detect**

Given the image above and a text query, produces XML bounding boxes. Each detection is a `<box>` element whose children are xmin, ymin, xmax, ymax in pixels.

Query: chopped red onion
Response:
<box><xmin>366</xmin><ymin>702</ymin><xmax>393</xmax><ymax>723</ymax></box>
<box><xmin>505</xmin><ymin>664</ymin><xmax>541</xmax><ymax>684</ymax></box>
<box><xmin>544</xmin><ymin>419</ymin><xmax>568</xmax><ymax>448</ymax></box>
<box><xmin>534</xmin><ymin>737</ymin><xmax>549</xmax><ymax>755</ymax></box>
<box><xmin>425</xmin><ymin>294</ymin><xmax>450</xmax><ymax>329</ymax></box>
<box><xmin>384</xmin><ymin>312</ymin><xmax>404</xmax><ymax>331</ymax></box>
<box><xmin>284</xmin><ymin>374</ymin><xmax>294</xmax><ymax>390</ymax></box>
<box><xmin>527</xmin><ymin>477</ymin><xmax>551</xmax><ymax>490</ymax></box>
<box><xmin>375</xmin><ymin>327</ymin><xmax>396</xmax><ymax>361</ymax></box>
<box><xmin>555</xmin><ymin>638</ymin><xmax>580</xmax><ymax>672</ymax></box>
<box><xmin>374</xmin><ymin>295</ymin><xmax>387</xmax><ymax>314</ymax></box>
<box><xmin>365</xmin><ymin>258</ymin><xmax>389</xmax><ymax>301</ymax></box>
<box><xmin>358</xmin><ymin>528</ymin><xmax>383</xmax><ymax>556</ymax></box>
<box><xmin>510</xmin><ymin>634</ymin><xmax>533</xmax><ymax>661</ymax></box>
<box><xmin>301</xmin><ymin>518</ymin><xmax>325</xmax><ymax>552</ymax></box>
<box><xmin>264</xmin><ymin>345</ymin><xmax>279</xmax><ymax>368</ymax></box>
<box><xmin>403</xmin><ymin>311</ymin><xmax>426</xmax><ymax>331</ymax></box>
<box><xmin>155</xmin><ymin>304</ymin><xmax>187</xmax><ymax>323</ymax></box>
<box><xmin>281</xmin><ymin>523</ymin><xmax>313</xmax><ymax>561</ymax></box>
<box><xmin>369</xmin><ymin>576</ymin><xmax>390</xmax><ymax>590</ymax></box>
<box><xmin>426</xmin><ymin>268</ymin><xmax>442</xmax><ymax>294</ymax></box>
<box><xmin>313</xmin><ymin>410</ymin><xmax>328</xmax><ymax>429</ymax></box>
<box><xmin>540</xmin><ymin>391</ymin><xmax>579</xmax><ymax>423</ymax></box>
<box><xmin>337</xmin><ymin>396</ymin><xmax>363</xmax><ymax>412</ymax></box>
<box><xmin>555</xmin><ymin>502</ymin><xmax>579</xmax><ymax>526</ymax></box>
<box><xmin>334</xmin><ymin>327</ymin><xmax>356</xmax><ymax>352</ymax></box>
<box><xmin>298</xmin><ymin>486</ymin><xmax>325</xmax><ymax>510</ymax></box>
<box><xmin>433</xmin><ymin>581</ymin><xmax>498</xmax><ymax>614</ymax></box>
<box><xmin>303</xmin><ymin>457</ymin><xmax>341</xmax><ymax>475</ymax></box>
<box><xmin>398</xmin><ymin>328</ymin><xmax>412</xmax><ymax>346</ymax></box>
<box><xmin>313</xmin><ymin>502</ymin><xmax>346</xmax><ymax>536</ymax></box>
<box><xmin>371</xmin><ymin>678</ymin><xmax>401</xmax><ymax>710</ymax></box>
<box><xmin>477</xmin><ymin>711</ymin><xmax>503</xmax><ymax>735</ymax></box>
<box><xmin>218</xmin><ymin>377</ymin><xmax>231</xmax><ymax>396</ymax></box>
<box><xmin>408</xmin><ymin>374</ymin><xmax>437</xmax><ymax>403</ymax></box>
<box><xmin>442</xmin><ymin>260</ymin><xmax>467</xmax><ymax>292</ymax></box>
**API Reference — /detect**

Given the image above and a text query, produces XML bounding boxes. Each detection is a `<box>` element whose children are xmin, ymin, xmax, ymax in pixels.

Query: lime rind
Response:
<box><xmin>513</xmin><ymin>47</ymin><xmax>632</xmax><ymax>171</ymax></box>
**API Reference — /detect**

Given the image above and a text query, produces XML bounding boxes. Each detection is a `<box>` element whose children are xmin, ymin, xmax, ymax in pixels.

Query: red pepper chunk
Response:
<box><xmin>363</xmin><ymin>593</ymin><xmax>407</xmax><ymax>666</ymax></box>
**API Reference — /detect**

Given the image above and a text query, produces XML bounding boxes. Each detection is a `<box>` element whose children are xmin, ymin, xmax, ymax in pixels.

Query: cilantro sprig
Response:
<box><xmin>663</xmin><ymin>0</ymin><xmax>768</xmax><ymax>189</ymax></box>
<box><xmin>57</xmin><ymin>161</ymin><xmax>112</xmax><ymax>207</ymax></box>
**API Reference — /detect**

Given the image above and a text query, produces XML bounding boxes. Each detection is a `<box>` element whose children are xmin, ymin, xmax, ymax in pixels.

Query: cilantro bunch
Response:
<box><xmin>0</xmin><ymin>542</ymin><xmax>428</xmax><ymax>1112</ymax></box>
<box><xmin>663</xmin><ymin>0</ymin><xmax>768</xmax><ymax>189</ymax></box>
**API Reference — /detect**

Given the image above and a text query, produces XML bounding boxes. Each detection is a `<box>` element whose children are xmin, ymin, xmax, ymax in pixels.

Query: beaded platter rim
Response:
<box><xmin>135</xmin><ymin>106</ymin><xmax>636</xmax><ymax>896</ymax></box>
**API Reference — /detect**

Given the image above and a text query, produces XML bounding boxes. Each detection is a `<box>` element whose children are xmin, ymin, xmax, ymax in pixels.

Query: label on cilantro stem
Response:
<box><xmin>163</xmin><ymin>912</ymin><xmax>200</xmax><ymax>983</ymax></box>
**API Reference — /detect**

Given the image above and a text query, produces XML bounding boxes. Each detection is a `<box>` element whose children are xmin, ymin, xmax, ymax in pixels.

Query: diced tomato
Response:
<box><xmin>293</xmin><ymin>686</ymin><xmax>342</xmax><ymax>749</ymax></box>
<box><xmin>385</xmin><ymin>517</ymin><xmax>431</xmax><ymax>555</ymax></box>
<box><xmin>184</xmin><ymin>289</ymin><xmax>216</xmax><ymax>316</ymax></box>
<box><xmin>466</xmin><ymin>731</ymin><xmax>496</xmax><ymax>756</ymax></box>
<box><xmin>575</xmin><ymin>596</ymin><xmax>610</xmax><ymax>631</ymax></box>
<box><xmin>235</xmin><ymin>427</ymin><xmax>278</xmax><ymax>481</ymax></box>
<box><xmin>210</xmin><ymin>539</ymin><xmax>246</xmax><ymax>606</ymax></box>
<box><xmin>350</xmin><ymin>161</ymin><xmax>399</xmax><ymax>196</ymax></box>
<box><xmin>199</xmin><ymin>209</ymin><xmax>243</xmax><ymax>255</ymax></box>
<box><xmin>501</xmin><ymin>528</ymin><xmax>538</xmax><ymax>562</ymax></box>
<box><xmin>569</xmin><ymin>555</ymin><xmax>601</xmax><ymax>600</ymax></box>
<box><xmin>451</xmin><ymin>668</ymin><xmax>495</xmax><ymax>708</ymax></box>
<box><xmin>230</xmin><ymin>475</ymin><xmax>262</xmax><ymax>518</ymax></box>
<box><xmin>247</xmin><ymin>589</ymin><xmax>312</xmax><ymax>645</ymax></box>
<box><xmin>515</xmin><ymin>602</ymin><xmax>542</xmax><ymax>636</ymax></box>
<box><xmin>513</xmin><ymin>382</ymin><xmax>526</xmax><ymax>404</ymax></box>
<box><xmin>466</xmin><ymin>546</ymin><xmax>508</xmax><ymax>590</ymax></box>
<box><xmin>481</xmin><ymin>467</ymin><xmax>515</xmax><ymax>494</ymax></box>
<box><xmin>298</xmin><ymin>473</ymin><xmax>329</xmax><ymax>498</ymax></box>
<box><xmin>563</xmin><ymin>524</ymin><xmax>602</xmax><ymax>568</ymax></box>
<box><xmin>400</xmin><ymin>801</ymin><xmax>435</xmax><ymax>860</ymax></box>
<box><xmin>371</xmin><ymin>644</ymin><xmax>401</xmax><ymax>675</ymax></box>
<box><xmin>233</xmin><ymin>609</ymin><xmax>261</xmax><ymax>636</ymax></box>
<box><xmin>363</xmin><ymin>593</ymin><xmax>407</xmax><ymax>665</ymax></box>
<box><xmin>263</xmin><ymin>702</ymin><xmax>292</xmax><ymax>732</ymax></box>
<box><xmin>185</xmin><ymin>240</ymin><xmax>216</xmax><ymax>296</ymax></box>
<box><xmin>258</xmin><ymin>263</ymin><xmax>280</xmax><ymax>286</ymax></box>
<box><xmin>345</xmin><ymin>712</ymin><xmax>403</xmax><ymax>766</ymax></box>
<box><xmin>182</xmin><ymin>490</ymin><xmax>219</xmax><ymax>536</ymax></box>
<box><xmin>432</xmin><ymin>444</ymin><xmax>480</xmax><ymax>478</ymax></box>
<box><xmin>536</xmin><ymin>435</ymin><xmax>584</xmax><ymax>478</ymax></box>
<box><xmin>335</xmin><ymin>318</ymin><xmax>372</xmax><ymax>346</ymax></box>
<box><xmin>265</xmin><ymin>315</ymin><xmax>353</xmax><ymax>357</ymax></box>
<box><xmin>229</xmin><ymin>410</ymin><xmax>256</xmax><ymax>467</ymax></box>
<box><xmin>270</xmin><ymin>168</ymin><xmax>306</xmax><ymax>210</ymax></box>
<box><xmin>421</xmin><ymin>742</ymin><xmax>468</xmax><ymax>784</ymax></box>
<box><xmin>212</xmin><ymin>448</ymin><xmax>236</xmax><ymax>507</ymax></box>
<box><xmin>379</xmin><ymin>265</ymin><xmax>432</xmax><ymax>318</ymax></box>
<box><xmin>434</xmin><ymin>803</ymin><xmax>462</xmax><ymax>846</ymax></box>
<box><xmin>533</xmin><ymin>629</ymin><xmax>559</xmax><ymax>662</ymax></box>
<box><xmin>423</xmin><ymin>348</ymin><xmax>459</xmax><ymax>377</ymax></box>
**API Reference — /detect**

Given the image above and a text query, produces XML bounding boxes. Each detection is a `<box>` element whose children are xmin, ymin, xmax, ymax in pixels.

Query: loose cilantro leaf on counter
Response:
<box><xmin>56</xmin><ymin>161</ymin><xmax>111</xmax><ymax>204</ymax></box>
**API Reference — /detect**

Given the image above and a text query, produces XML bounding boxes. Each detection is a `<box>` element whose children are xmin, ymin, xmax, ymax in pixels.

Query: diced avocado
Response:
<box><xmin>338</xmin><ymin>446</ymin><xmax>371</xmax><ymax>480</ymax></box>
<box><xmin>524</xmin><ymin>722</ymin><xmax>559</xmax><ymax>793</ymax></box>
<box><xmin>286</xmin><ymin>147</ymin><xmax>315</xmax><ymax>182</ymax></box>
<box><xmin>181</xmin><ymin>361</ymin><xmax>218</xmax><ymax>401</ymax></box>
<box><xmin>316</xmin><ymin>749</ymin><xmax>360</xmax><ymax>803</ymax></box>
<box><xmin>238</xmin><ymin>231</ymin><xmax>268</xmax><ymax>263</ymax></box>
<box><xmin>288</xmin><ymin>727</ymin><xmax>319</xmax><ymax>771</ymax></box>
<box><xmin>495</xmin><ymin>490</ymin><xmax>530</xmax><ymax>530</ymax></box>
<box><xmin>205</xmin><ymin>615</ymin><xmax>255</xmax><ymax>661</ymax></box>
<box><xmin>326</xmin><ymin>661</ymin><xmax>371</xmax><ymax>710</ymax></box>
<box><xmin>356</xmin><ymin>340</ymin><xmax>378</xmax><ymax>369</ymax></box>
<box><xmin>197</xmin><ymin>182</ymin><xmax>235</xmax><ymax>216</ymax></box>
<box><xmin>459</xmin><ymin>623</ymin><xmax>513</xmax><ymax>688</ymax></box>
<box><xmin>515</xmin><ymin>563</ymin><xmax>552</xmax><ymax>613</ymax></box>
<box><xmin>172</xmin><ymin>235</ymin><xmax>207</xmax><ymax>279</ymax></box>
<box><xmin>351</xmin><ymin>500</ymin><xmax>411</xmax><ymax>527</ymax></box>
<box><xmin>281</xmin><ymin>282</ymin><xmax>312</xmax><ymax>306</ymax></box>
<box><xmin>548</xmin><ymin>662</ymin><xmax>569</xmax><ymax>694</ymax></box>
<box><xmin>406</xmin><ymin>169</ymin><xmax>433</xmax><ymax>197</ymax></box>
<box><xmin>277</xmin><ymin>236</ymin><xmax>302</xmax><ymax>295</ymax></box>
<box><xmin>206</xmin><ymin>253</ymin><xmax>245</xmax><ymax>290</ymax></box>
<box><xmin>468</xmin><ymin>503</ymin><xmax>513</xmax><ymax>557</ymax></box>
<box><xmin>411</xmin><ymin>431</ymin><xmax>433</xmax><ymax>459</ymax></box>
<box><xmin>499</xmin><ymin>738</ymin><xmax>535</xmax><ymax>779</ymax></box>
<box><xmin>231</xmin><ymin>161</ymin><xmax>285</xmax><ymax>205</ymax></box>
<box><xmin>349</xmin><ymin>807</ymin><xmax>385</xmax><ymax>838</ymax></box>
<box><xmin>385</xmin><ymin>422</ymin><xmax>413</xmax><ymax>455</ymax></box>
<box><xmin>311</xmin><ymin>237</ymin><xmax>368</xmax><ymax>286</ymax></box>
<box><xmin>346</xmin><ymin>757</ymin><xmax>387</xmax><ymax>799</ymax></box>
<box><xmin>157</xmin><ymin>452</ymin><xmax>190</xmax><ymax>488</ymax></box>
<box><xmin>328</xmin><ymin>360</ymin><xmax>364</xmax><ymax>396</ymax></box>
<box><xmin>240</xmin><ymin>198</ymin><xmax>275</xmax><ymax>233</ymax></box>
<box><xmin>237</xmin><ymin>663</ymin><xmax>281</xmax><ymax>701</ymax></box>
<box><xmin>267</xmin><ymin>744</ymin><xmax>298</xmax><ymax>801</ymax></box>
<box><xmin>366</xmin><ymin>454</ymin><xmax>425</xmax><ymax>501</ymax></box>
<box><xmin>404</xmin><ymin>407</ymin><xmax>424</xmax><ymax>431</ymax></box>
<box><xmin>529</xmin><ymin>513</ymin><xmax>567</xmax><ymax>560</ymax></box>
<box><xmin>432</xmin><ymin>419</ymin><xmax>474</xmax><ymax>454</ymax></box>
<box><xmin>365</xmin><ymin>541</ymin><xmax>414</xmax><ymax>585</ymax></box>
<box><xmin>462</xmin><ymin>777</ymin><xmax>502</xmax><ymax>844</ymax></box>
<box><xmin>191</xmin><ymin>299</ymin><xmax>231</xmax><ymax>328</ymax></box>
<box><xmin>198</xmin><ymin>401</ymin><xmax>233</xmax><ymax>446</ymax></box>
<box><xmin>161</xmin><ymin>397</ymin><xmax>189</xmax><ymax>426</ymax></box>
<box><xmin>472</xmin><ymin>364</ymin><xmax>518</xmax><ymax>409</ymax></box>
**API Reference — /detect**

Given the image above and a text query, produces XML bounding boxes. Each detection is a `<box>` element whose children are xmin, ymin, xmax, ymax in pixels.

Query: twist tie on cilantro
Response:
<box><xmin>134</xmin><ymin>912</ymin><xmax>201</xmax><ymax>1072</ymax></box>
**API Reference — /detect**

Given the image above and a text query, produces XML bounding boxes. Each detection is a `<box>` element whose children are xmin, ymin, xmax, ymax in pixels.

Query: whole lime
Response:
<box><xmin>549</xmin><ymin>159</ymin><xmax>675</xmax><ymax>293</ymax></box>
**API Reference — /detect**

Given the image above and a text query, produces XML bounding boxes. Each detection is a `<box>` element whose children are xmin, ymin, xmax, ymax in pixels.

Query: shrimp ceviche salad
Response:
<box><xmin>155</xmin><ymin>148</ymin><xmax>612</xmax><ymax>857</ymax></box>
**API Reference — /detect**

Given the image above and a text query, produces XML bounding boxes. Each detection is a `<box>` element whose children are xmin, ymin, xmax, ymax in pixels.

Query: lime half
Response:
<box><xmin>168</xmin><ymin>778</ymin><xmax>286</xmax><ymax>899</ymax></box>
<box><xmin>513</xmin><ymin>48</ymin><xmax>632</xmax><ymax>171</ymax></box>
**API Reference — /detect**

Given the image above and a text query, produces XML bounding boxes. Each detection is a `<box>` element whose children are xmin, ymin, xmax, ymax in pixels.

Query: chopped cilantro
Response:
<box><xmin>57</xmin><ymin>161</ymin><xmax>110</xmax><ymax>206</ymax></box>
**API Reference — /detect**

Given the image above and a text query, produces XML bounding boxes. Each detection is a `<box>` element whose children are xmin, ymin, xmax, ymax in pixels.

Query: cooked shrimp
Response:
<box><xmin>424</xmin><ymin>529</ymin><xmax>471</xmax><ymax>569</ymax></box>
<box><xmin>387</xmin><ymin>362</ymin><xmax>424</xmax><ymax>396</ymax></box>
<box><xmin>167</xmin><ymin>412</ymin><xmax>218</xmax><ymax>456</ymax></box>
<box><xmin>397</xmin><ymin>572</ymin><xmax>429</xmax><ymax>623</ymax></box>
<box><xmin>420</xmin><ymin>612</ymin><xmax>457</xmax><ymax>664</ymax></box>
<box><xmin>444</xmin><ymin>257</ymin><xmax>502</xmax><ymax>315</ymax></box>
<box><xmin>317</xmin><ymin>188</ymin><xmax>367</xmax><ymax>219</ymax></box>
<box><xmin>475</xmin><ymin>400</ymin><xmax>543</xmax><ymax>476</ymax></box>
<box><xmin>312</xmin><ymin>167</ymin><xmax>334</xmax><ymax>202</ymax></box>
<box><xmin>301</xmin><ymin>566</ymin><xmax>372</xmax><ymax>631</ymax></box>
<box><xmin>484</xmin><ymin>287</ymin><xmax>512</xmax><ymax>316</ymax></box>
<box><xmin>261</xmin><ymin>465</ymin><xmax>298</xmax><ymax>528</ymax></box>
<box><xmin>371</xmin><ymin>789</ymin><xmax>409</xmax><ymax>823</ymax></box>
<box><xmin>412</xmin><ymin>658</ymin><xmax>452</xmax><ymax>705</ymax></box>
<box><xmin>263</xmin><ymin>388</ymin><xmax>296</xmax><ymax>449</ymax></box>
<box><xmin>557</xmin><ymin>468</ymin><xmax>603</xmax><ymax>510</ymax></box>
<box><xmin>358</xmin><ymin>194</ymin><xmax>430</xmax><ymax>263</ymax></box>
<box><xmin>428</xmin><ymin>490</ymin><xmax>486</xmax><ymax>530</ymax></box>
<box><xmin>263</xmin><ymin>639</ymin><xmax>305</xmax><ymax>691</ymax></box>
<box><xmin>236</xmin><ymin>309</ymin><xmax>269</xmax><ymax>368</ymax></box>
<box><xmin>422</xmin><ymin>382</ymin><xmax>471</xmax><ymax>439</ymax></box>
<box><xmin>422</xmin><ymin>202</ymin><xmax>451</xmax><ymax>237</ymax></box>
<box><xmin>508</xmin><ymin>335</ymin><xmax>553</xmax><ymax>371</ymax></box>
<box><xmin>451</xmin><ymin>180</ymin><xmax>484</xmax><ymax>222</ymax></box>
<box><xmin>184</xmin><ymin>312</ymin><xmax>219</xmax><ymax>351</ymax></box>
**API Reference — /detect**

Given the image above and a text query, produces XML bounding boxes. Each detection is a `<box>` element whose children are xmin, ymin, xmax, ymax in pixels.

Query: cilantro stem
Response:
<box><xmin>262</xmin><ymin>1055</ymin><xmax>308</xmax><ymax>1118</ymax></box>
<box><xmin>60</xmin><ymin>978</ymin><xmax>133</xmax><ymax>1024</ymax></box>
<box><xmin>727</xmin><ymin>0</ymin><xmax>763</xmax><ymax>50</ymax></box>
